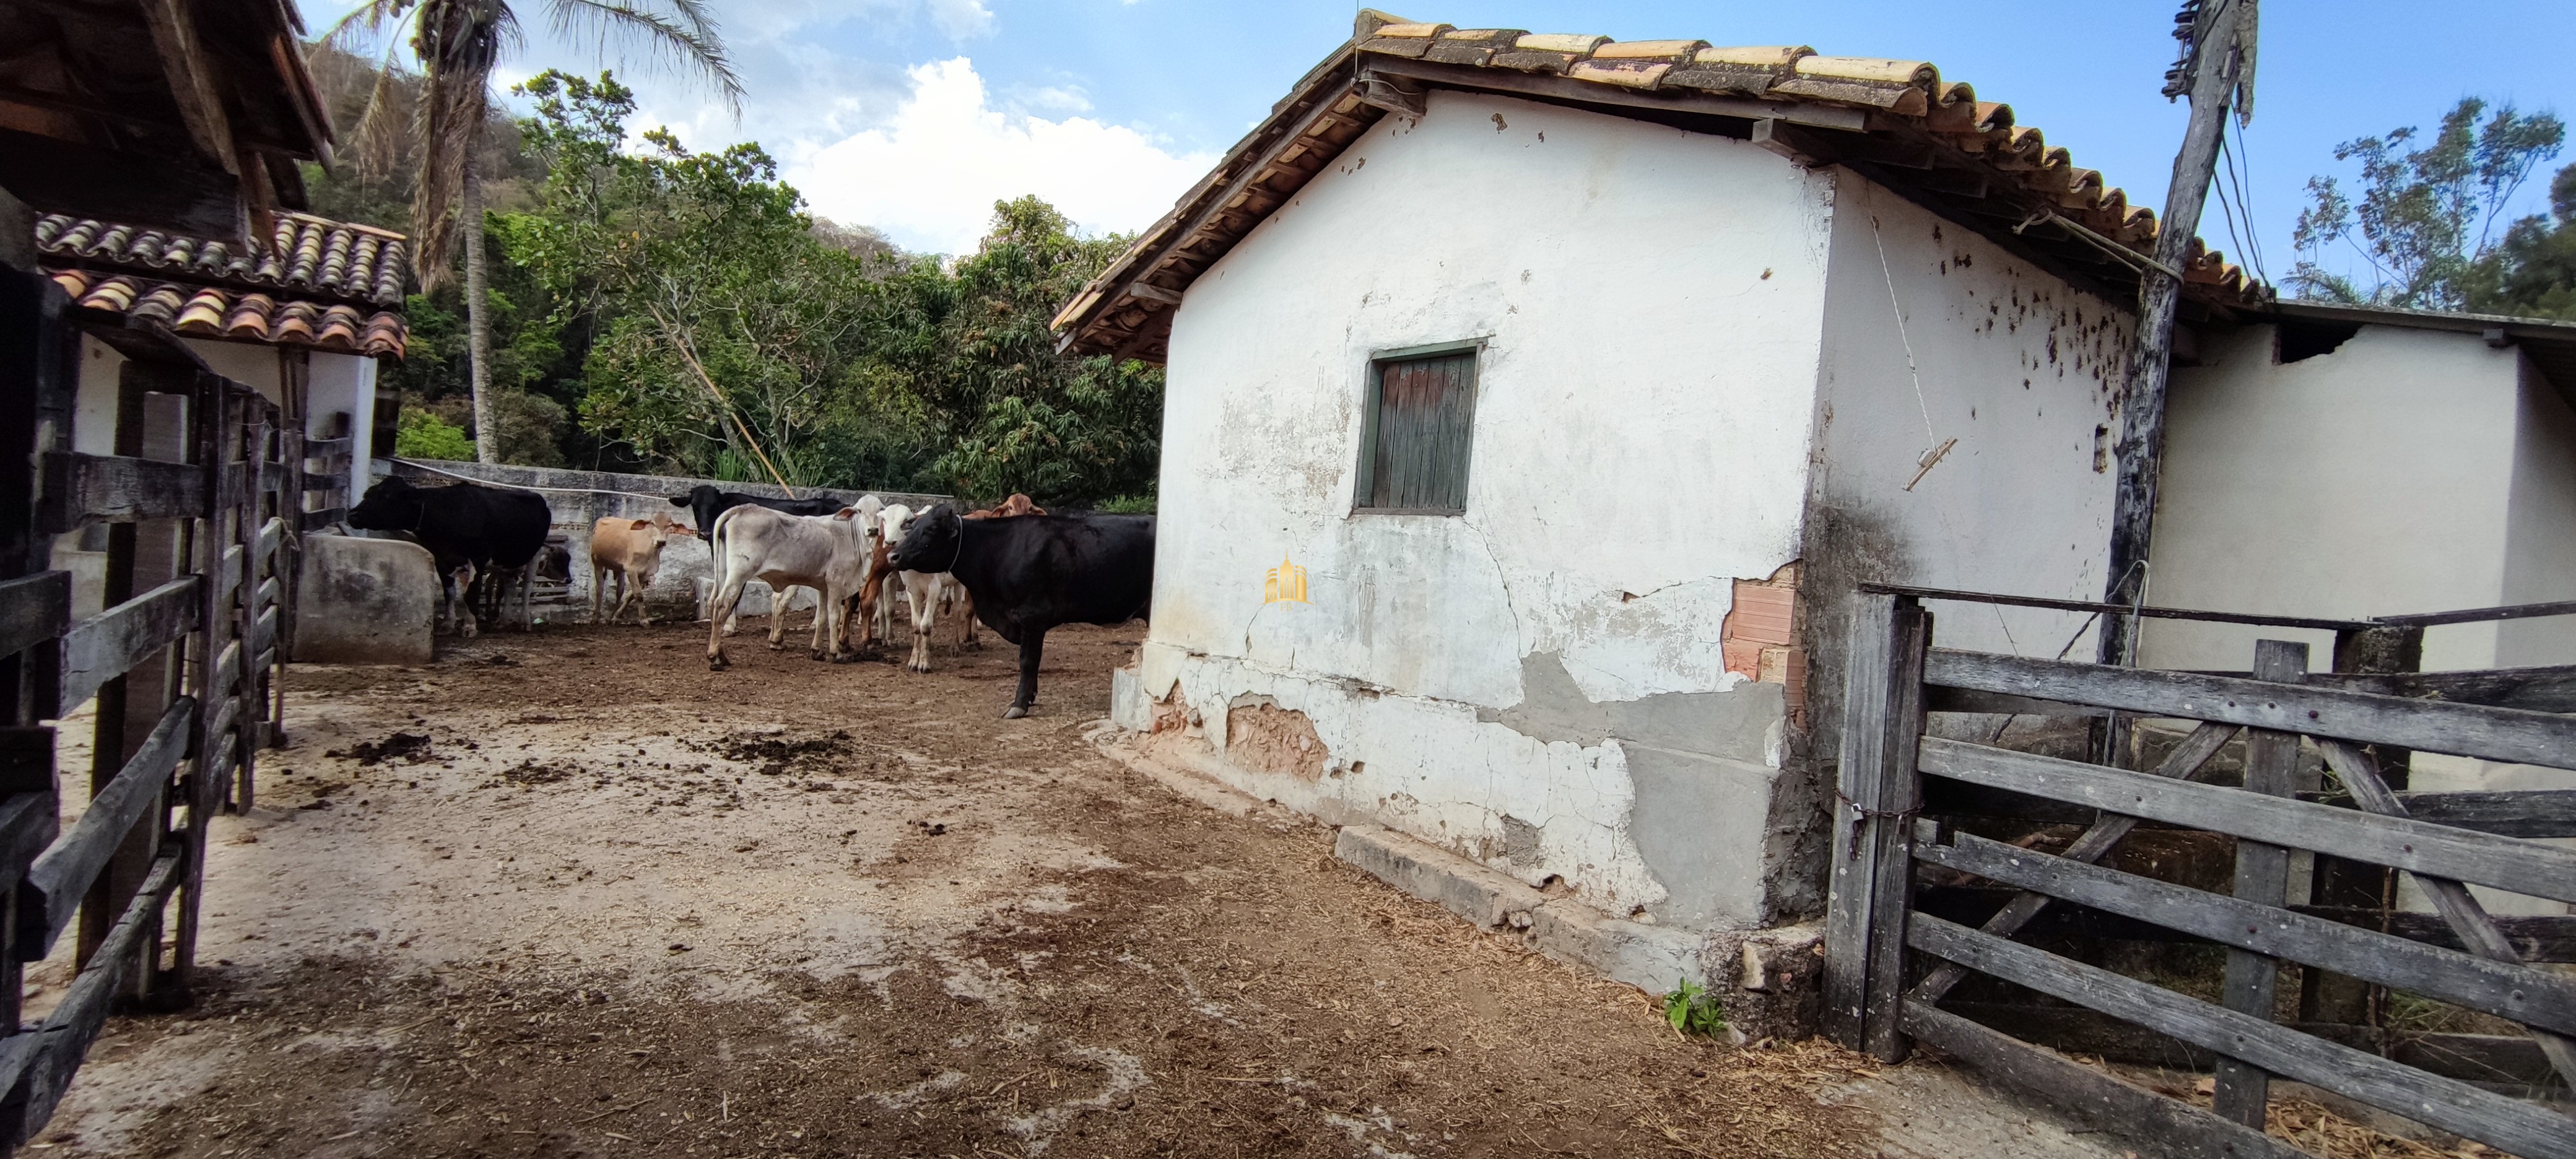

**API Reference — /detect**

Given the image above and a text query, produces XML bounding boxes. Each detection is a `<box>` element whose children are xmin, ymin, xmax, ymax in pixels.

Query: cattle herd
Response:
<box><xmin>348</xmin><ymin>477</ymin><xmax>1155</xmax><ymax>718</ymax></box>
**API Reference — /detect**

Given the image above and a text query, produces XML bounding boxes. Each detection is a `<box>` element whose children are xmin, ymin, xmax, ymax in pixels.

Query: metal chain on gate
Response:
<box><xmin>1835</xmin><ymin>789</ymin><xmax>1920</xmax><ymax>861</ymax></box>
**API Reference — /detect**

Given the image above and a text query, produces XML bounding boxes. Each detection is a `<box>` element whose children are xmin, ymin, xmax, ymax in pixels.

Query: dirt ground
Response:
<box><xmin>28</xmin><ymin>615</ymin><xmax>1903</xmax><ymax>1159</ymax></box>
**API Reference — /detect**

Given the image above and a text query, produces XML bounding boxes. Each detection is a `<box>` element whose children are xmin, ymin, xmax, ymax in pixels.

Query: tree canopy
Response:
<box><xmin>318</xmin><ymin>61</ymin><xmax>1162</xmax><ymax>508</ymax></box>
<box><xmin>2289</xmin><ymin>97</ymin><xmax>2566</xmax><ymax>311</ymax></box>
<box><xmin>2470</xmin><ymin>163</ymin><xmax>2576</xmax><ymax>321</ymax></box>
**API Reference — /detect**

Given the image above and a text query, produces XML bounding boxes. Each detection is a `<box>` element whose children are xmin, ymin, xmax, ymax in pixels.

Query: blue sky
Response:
<box><xmin>307</xmin><ymin>0</ymin><xmax>2576</xmax><ymax>284</ymax></box>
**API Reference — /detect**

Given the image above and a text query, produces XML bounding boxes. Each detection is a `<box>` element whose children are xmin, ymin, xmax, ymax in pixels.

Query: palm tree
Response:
<box><xmin>323</xmin><ymin>0</ymin><xmax>741</xmax><ymax>463</ymax></box>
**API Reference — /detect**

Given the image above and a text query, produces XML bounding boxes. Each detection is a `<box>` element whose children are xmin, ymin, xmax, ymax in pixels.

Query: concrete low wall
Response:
<box><xmin>384</xmin><ymin>459</ymin><xmax>951</xmax><ymax>622</ymax></box>
<box><xmin>296</xmin><ymin>534</ymin><xmax>437</xmax><ymax>664</ymax></box>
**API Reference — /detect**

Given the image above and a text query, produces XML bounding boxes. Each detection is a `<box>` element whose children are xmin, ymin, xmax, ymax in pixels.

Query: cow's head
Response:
<box><xmin>671</xmin><ymin>485</ymin><xmax>723</xmax><ymax>541</ymax></box>
<box><xmin>874</xmin><ymin>503</ymin><xmax>913</xmax><ymax>549</ymax></box>
<box><xmin>347</xmin><ymin>475</ymin><xmax>425</xmax><ymax>532</ymax></box>
<box><xmin>611</xmin><ymin>519</ymin><xmax>671</xmax><ymax>584</ymax></box>
<box><xmin>827</xmin><ymin>505</ymin><xmax>877</xmax><ymax>549</ymax></box>
<box><xmin>889</xmin><ymin>504</ymin><xmax>962</xmax><ymax>575</ymax></box>
<box><xmin>534</xmin><ymin>543</ymin><xmax>575</xmax><ymax>584</ymax></box>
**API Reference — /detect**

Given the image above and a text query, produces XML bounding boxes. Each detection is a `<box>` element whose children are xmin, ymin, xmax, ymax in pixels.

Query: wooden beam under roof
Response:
<box><xmin>136</xmin><ymin>0</ymin><xmax>238</xmax><ymax>176</ymax></box>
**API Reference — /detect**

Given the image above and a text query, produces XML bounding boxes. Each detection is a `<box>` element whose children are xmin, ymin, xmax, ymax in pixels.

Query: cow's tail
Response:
<box><xmin>708</xmin><ymin>504</ymin><xmax>744</xmax><ymax>564</ymax></box>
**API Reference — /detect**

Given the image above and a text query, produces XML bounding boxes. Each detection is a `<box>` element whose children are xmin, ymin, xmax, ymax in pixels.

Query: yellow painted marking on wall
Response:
<box><xmin>1264</xmin><ymin>556</ymin><xmax>1309</xmax><ymax>606</ymax></box>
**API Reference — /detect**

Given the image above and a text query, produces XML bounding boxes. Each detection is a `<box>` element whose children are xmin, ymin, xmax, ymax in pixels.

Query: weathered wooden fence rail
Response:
<box><xmin>1827</xmin><ymin>587</ymin><xmax>2576</xmax><ymax>1159</ymax></box>
<box><xmin>0</xmin><ymin>275</ymin><xmax>333</xmax><ymax>1152</ymax></box>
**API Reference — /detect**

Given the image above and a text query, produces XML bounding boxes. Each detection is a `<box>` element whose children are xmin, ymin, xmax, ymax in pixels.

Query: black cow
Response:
<box><xmin>350</xmin><ymin>475</ymin><xmax>552</xmax><ymax>635</ymax></box>
<box><xmin>889</xmin><ymin>505</ymin><xmax>1153</xmax><ymax>718</ymax></box>
<box><xmin>668</xmin><ymin>484</ymin><xmax>845</xmax><ymax>544</ymax></box>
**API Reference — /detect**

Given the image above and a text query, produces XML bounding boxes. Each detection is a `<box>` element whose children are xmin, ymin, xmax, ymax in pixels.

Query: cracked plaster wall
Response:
<box><xmin>1139</xmin><ymin>90</ymin><xmax>1834</xmax><ymax>929</ymax></box>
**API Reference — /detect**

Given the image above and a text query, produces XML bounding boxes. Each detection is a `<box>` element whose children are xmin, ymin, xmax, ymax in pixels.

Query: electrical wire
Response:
<box><xmin>2222</xmin><ymin>119</ymin><xmax>2272</xmax><ymax>287</ymax></box>
<box><xmin>2211</xmin><ymin>136</ymin><xmax>2259</xmax><ymax>289</ymax></box>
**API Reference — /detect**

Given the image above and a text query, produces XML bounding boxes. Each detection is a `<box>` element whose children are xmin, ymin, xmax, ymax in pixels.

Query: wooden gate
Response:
<box><xmin>0</xmin><ymin>266</ymin><xmax>308</xmax><ymax>1149</ymax></box>
<box><xmin>1827</xmin><ymin>587</ymin><xmax>2576</xmax><ymax>1159</ymax></box>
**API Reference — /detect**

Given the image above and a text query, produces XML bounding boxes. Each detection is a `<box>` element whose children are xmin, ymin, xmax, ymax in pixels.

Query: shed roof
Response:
<box><xmin>2247</xmin><ymin>299</ymin><xmax>2576</xmax><ymax>406</ymax></box>
<box><xmin>37</xmin><ymin>211</ymin><xmax>411</xmax><ymax>358</ymax></box>
<box><xmin>1055</xmin><ymin>11</ymin><xmax>2263</xmax><ymax>363</ymax></box>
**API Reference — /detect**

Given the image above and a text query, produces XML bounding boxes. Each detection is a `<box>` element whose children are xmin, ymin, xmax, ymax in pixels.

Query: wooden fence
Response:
<box><xmin>1827</xmin><ymin>587</ymin><xmax>2576</xmax><ymax>1159</ymax></box>
<box><xmin>0</xmin><ymin>266</ymin><xmax>336</xmax><ymax>1150</ymax></box>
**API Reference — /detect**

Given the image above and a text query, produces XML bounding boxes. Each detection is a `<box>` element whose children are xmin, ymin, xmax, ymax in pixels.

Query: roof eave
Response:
<box><xmin>1056</xmin><ymin>25</ymin><xmax>2271</xmax><ymax>365</ymax></box>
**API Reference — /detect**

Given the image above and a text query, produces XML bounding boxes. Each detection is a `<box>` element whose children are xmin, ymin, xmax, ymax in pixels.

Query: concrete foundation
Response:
<box><xmin>294</xmin><ymin>534</ymin><xmax>436</xmax><ymax>664</ymax></box>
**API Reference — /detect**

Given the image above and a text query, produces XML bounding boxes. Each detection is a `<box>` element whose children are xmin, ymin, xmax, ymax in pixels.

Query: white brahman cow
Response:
<box><xmin>703</xmin><ymin>495</ymin><xmax>881</xmax><ymax>670</ymax></box>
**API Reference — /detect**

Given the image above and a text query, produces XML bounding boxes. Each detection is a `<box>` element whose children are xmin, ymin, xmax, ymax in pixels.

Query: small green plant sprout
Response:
<box><xmin>1663</xmin><ymin>979</ymin><xmax>1728</xmax><ymax>1038</ymax></box>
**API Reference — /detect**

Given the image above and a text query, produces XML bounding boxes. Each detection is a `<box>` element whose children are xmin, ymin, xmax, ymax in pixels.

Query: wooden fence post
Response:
<box><xmin>1824</xmin><ymin>592</ymin><xmax>1932</xmax><ymax>1059</ymax></box>
<box><xmin>82</xmin><ymin>366</ymin><xmax>188</xmax><ymax>976</ymax></box>
<box><xmin>2306</xmin><ymin>624</ymin><xmax>2422</xmax><ymax>1028</ymax></box>
<box><xmin>272</xmin><ymin>427</ymin><xmax>302</xmax><ymax>749</ymax></box>
<box><xmin>2211</xmin><ymin>638</ymin><xmax>2307</xmax><ymax>1126</ymax></box>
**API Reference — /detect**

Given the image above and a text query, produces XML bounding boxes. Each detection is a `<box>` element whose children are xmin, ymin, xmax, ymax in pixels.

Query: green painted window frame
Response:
<box><xmin>1353</xmin><ymin>339</ymin><xmax>1484</xmax><ymax>516</ymax></box>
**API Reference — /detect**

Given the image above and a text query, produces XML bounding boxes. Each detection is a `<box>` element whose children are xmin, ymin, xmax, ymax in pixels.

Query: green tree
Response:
<box><xmin>2290</xmin><ymin>98</ymin><xmax>2565</xmax><ymax>309</ymax></box>
<box><xmin>393</xmin><ymin>406</ymin><xmax>476</xmax><ymax>459</ymax></box>
<box><xmin>320</xmin><ymin>0</ymin><xmax>740</xmax><ymax>464</ymax></box>
<box><xmin>480</xmin><ymin>72</ymin><xmax>1166</xmax><ymax>505</ymax></box>
<box><xmin>511</xmin><ymin>71</ymin><xmax>918</xmax><ymax>486</ymax></box>
<box><xmin>925</xmin><ymin>196</ymin><xmax>1163</xmax><ymax>505</ymax></box>
<box><xmin>2470</xmin><ymin>163</ymin><xmax>2576</xmax><ymax>321</ymax></box>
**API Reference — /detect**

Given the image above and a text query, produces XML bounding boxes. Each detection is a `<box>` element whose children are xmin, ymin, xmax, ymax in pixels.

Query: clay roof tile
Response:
<box><xmin>175</xmin><ymin>287</ymin><xmax>231</xmax><ymax>334</ymax></box>
<box><xmin>1053</xmin><ymin>17</ymin><xmax>2266</xmax><ymax>360</ymax></box>
<box><xmin>33</xmin><ymin>209</ymin><xmax>413</xmax><ymax>355</ymax></box>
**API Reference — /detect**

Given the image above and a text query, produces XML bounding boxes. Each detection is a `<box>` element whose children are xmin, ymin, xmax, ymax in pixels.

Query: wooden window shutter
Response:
<box><xmin>1359</xmin><ymin>349</ymin><xmax>1477</xmax><ymax>513</ymax></box>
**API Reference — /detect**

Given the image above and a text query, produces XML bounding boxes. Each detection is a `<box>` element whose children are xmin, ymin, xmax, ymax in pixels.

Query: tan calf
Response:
<box><xmin>589</xmin><ymin>512</ymin><xmax>693</xmax><ymax>625</ymax></box>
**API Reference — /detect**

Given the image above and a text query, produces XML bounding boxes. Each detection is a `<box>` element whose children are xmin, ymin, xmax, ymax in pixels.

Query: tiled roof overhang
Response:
<box><xmin>1055</xmin><ymin>14</ymin><xmax>2266</xmax><ymax>363</ymax></box>
<box><xmin>38</xmin><ymin>212</ymin><xmax>410</xmax><ymax>306</ymax></box>
<box><xmin>38</xmin><ymin>211</ymin><xmax>412</xmax><ymax>358</ymax></box>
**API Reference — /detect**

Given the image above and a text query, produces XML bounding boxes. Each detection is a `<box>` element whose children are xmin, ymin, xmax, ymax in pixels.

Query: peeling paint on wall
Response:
<box><xmin>1476</xmin><ymin>651</ymin><xmax>1779</xmax><ymax>768</ymax></box>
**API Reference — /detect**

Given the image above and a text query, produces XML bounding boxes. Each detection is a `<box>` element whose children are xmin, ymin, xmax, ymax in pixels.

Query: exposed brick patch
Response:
<box><xmin>1723</xmin><ymin>563</ymin><xmax>1808</xmax><ymax>725</ymax></box>
<box><xmin>1223</xmin><ymin>701</ymin><xmax>1329</xmax><ymax>781</ymax></box>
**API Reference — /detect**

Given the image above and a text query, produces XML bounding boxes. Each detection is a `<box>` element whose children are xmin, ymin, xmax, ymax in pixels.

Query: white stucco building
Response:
<box><xmin>2145</xmin><ymin>302</ymin><xmax>2576</xmax><ymax>917</ymax></box>
<box><xmin>2147</xmin><ymin>302</ymin><xmax>2576</xmax><ymax>675</ymax></box>
<box><xmin>37</xmin><ymin>211</ymin><xmax>410</xmax><ymax>615</ymax></box>
<box><xmin>1065</xmin><ymin>14</ymin><xmax>2576</xmax><ymax>952</ymax></box>
<box><xmin>41</xmin><ymin>211</ymin><xmax>408</xmax><ymax>480</ymax></box>
<box><xmin>1061</xmin><ymin>15</ymin><xmax>2273</xmax><ymax>947</ymax></box>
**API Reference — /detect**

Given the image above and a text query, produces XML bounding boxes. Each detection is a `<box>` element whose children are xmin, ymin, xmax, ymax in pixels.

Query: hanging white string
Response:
<box><xmin>1870</xmin><ymin>215</ymin><xmax>1955</xmax><ymax>490</ymax></box>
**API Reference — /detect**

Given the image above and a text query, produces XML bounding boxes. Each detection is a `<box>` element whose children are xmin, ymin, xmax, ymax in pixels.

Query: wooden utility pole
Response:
<box><xmin>2099</xmin><ymin>0</ymin><xmax>2258</xmax><ymax>666</ymax></box>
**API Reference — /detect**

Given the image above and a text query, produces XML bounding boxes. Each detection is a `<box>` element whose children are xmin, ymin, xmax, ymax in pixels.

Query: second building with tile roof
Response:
<box><xmin>45</xmin><ymin>209</ymin><xmax>413</xmax><ymax>493</ymax></box>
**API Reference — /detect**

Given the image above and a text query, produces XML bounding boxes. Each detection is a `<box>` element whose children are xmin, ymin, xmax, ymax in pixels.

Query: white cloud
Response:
<box><xmin>790</xmin><ymin>58</ymin><xmax>1215</xmax><ymax>254</ymax></box>
<box><xmin>926</xmin><ymin>0</ymin><xmax>996</xmax><ymax>40</ymax></box>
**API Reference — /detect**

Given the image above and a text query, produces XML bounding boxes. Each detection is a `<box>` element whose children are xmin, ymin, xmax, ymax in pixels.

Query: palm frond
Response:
<box><xmin>311</xmin><ymin>0</ymin><xmax>421</xmax><ymax>180</ymax></box>
<box><xmin>313</xmin><ymin>0</ymin><xmax>413</xmax><ymax>55</ymax></box>
<box><xmin>545</xmin><ymin>0</ymin><xmax>744</xmax><ymax>116</ymax></box>
<box><xmin>347</xmin><ymin>38</ymin><xmax>419</xmax><ymax>181</ymax></box>
<box><xmin>408</xmin><ymin>0</ymin><xmax>504</xmax><ymax>287</ymax></box>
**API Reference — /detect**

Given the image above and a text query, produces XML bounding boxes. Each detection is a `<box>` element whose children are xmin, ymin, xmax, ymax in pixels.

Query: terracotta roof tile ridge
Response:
<box><xmin>33</xmin><ymin>211</ymin><xmax>412</xmax><ymax>307</ymax></box>
<box><xmin>1051</xmin><ymin>17</ymin><xmax>2268</xmax><ymax>361</ymax></box>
